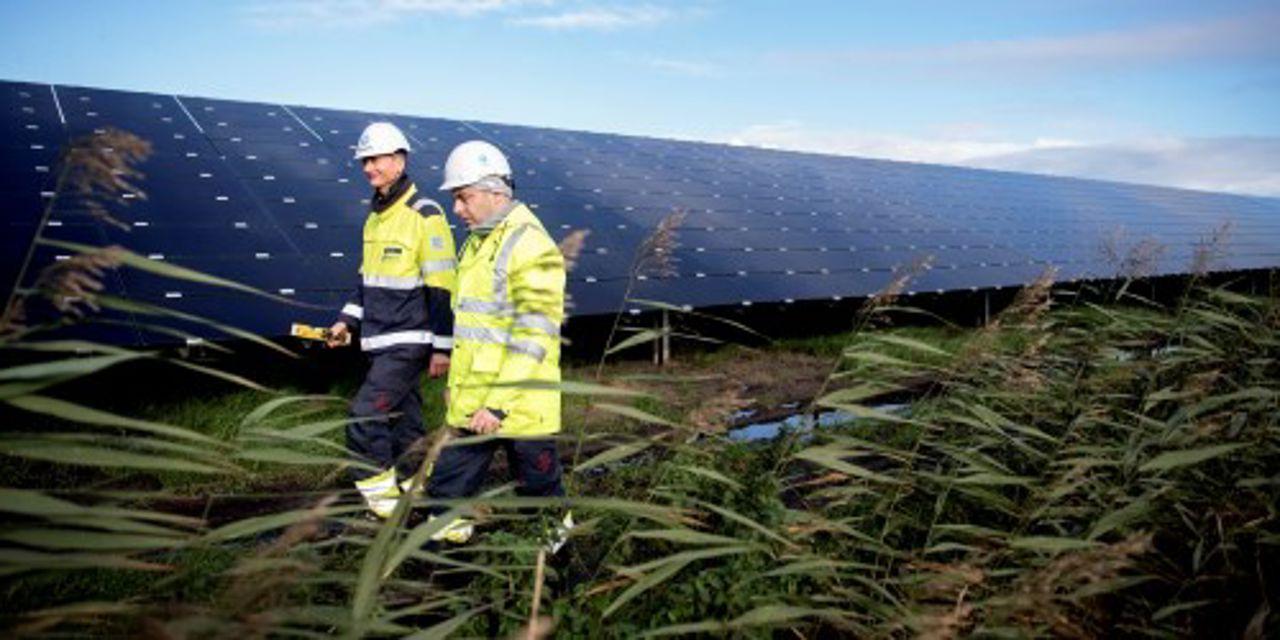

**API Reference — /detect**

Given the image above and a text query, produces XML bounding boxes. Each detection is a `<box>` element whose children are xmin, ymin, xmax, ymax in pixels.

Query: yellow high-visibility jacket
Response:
<box><xmin>446</xmin><ymin>202</ymin><xmax>564</xmax><ymax>436</ymax></box>
<box><xmin>338</xmin><ymin>178</ymin><xmax>458</xmax><ymax>352</ymax></box>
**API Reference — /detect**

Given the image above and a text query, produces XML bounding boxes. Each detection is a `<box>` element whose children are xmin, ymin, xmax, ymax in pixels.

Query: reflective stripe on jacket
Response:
<box><xmin>446</xmin><ymin>202</ymin><xmax>564</xmax><ymax>436</ymax></box>
<box><xmin>338</xmin><ymin>180</ymin><xmax>458</xmax><ymax>352</ymax></box>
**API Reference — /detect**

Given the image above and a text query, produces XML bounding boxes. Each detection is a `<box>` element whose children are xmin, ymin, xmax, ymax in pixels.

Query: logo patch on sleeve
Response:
<box><xmin>381</xmin><ymin>246</ymin><xmax>404</xmax><ymax>260</ymax></box>
<box><xmin>431</xmin><ymin>237</ymin><xmax>445</xmax><ymax>250</ymax></box>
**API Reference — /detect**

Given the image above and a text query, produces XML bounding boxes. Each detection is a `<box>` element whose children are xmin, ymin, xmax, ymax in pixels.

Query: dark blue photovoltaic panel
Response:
<box><xmin>3</xmin><ymin>79</ymin><xmax>1280</xmax><ymax>344</ymax></box>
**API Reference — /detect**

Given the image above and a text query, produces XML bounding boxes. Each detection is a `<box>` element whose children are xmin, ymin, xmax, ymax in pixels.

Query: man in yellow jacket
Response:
<box><xmin>327</xmin><ymin>122</ymin><xmax>457</xmax><ymax>519</ymax></box>
<box><xmin>426</xmin><ymin>140</ymin><xmax>568</xmax><ymax>545</ymax></box>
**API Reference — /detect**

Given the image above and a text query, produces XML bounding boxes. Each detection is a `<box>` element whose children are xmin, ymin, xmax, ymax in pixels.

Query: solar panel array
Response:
<box><xmin>3</xmin><ymin>80</ymin><xmax>1279</xmax><ymax>346</ymax></box>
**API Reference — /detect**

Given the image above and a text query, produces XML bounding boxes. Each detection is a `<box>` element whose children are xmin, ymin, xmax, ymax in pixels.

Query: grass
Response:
<box><xmin>2</xmin><ymin>131</ymin><xmax>1277</xmax><ymax>637</ymax></box>
<box><xmin>3</xmin><ymin>276</ymin><xmax>1277</xmax><ymax>638</ymax></box>
<box><xmin>775</xmin><ymin>323</ymin><xmax>968</xmax><ymax>360</ymax></box>
<box><xmin>7</xmin><ymin>281</ymin><xmax>1280</xmax><ymax>634</ymax></box>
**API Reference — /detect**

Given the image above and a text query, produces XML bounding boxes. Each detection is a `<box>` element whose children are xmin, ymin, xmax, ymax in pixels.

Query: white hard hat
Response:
<box><xmin>439</xmin><ymin>140</ymin><xmax>512</xmax><ymax>191</ymax></box>
<box><xmin>354</xmin><ymin>122</ymin><xmax>411</xmax><ymax>160</ymax></box>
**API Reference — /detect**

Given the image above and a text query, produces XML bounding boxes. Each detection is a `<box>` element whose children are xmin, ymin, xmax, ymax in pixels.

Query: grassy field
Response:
<box><xmin>2</xmin><ymin>271</ymin><xmax>1277</xmax><ymax>638</ymax></box>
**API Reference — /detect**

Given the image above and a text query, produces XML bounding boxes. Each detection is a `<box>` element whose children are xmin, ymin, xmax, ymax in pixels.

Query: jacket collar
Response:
<box><xmin>472</xmin><ymin>199</ymin><xmax>521</xmax><ymax>237</ymax></box>
<box><xmin>370</xmin><ymin>173</ymin><xmax>413</xmax><ymax>214</ymax></box>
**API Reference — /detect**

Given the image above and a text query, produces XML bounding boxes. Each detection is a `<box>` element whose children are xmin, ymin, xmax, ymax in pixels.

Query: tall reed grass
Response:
<box><xmin>1</xmin><ymin>129</ymin><xmax>1275</xmax><ymax>638</ymax></box>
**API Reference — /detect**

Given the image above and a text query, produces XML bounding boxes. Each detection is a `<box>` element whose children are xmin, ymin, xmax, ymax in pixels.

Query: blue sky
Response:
<box><xmin>3</xmin><ymin>0</ymin><xmax>1278</xmax><ymax>195</ymax></box>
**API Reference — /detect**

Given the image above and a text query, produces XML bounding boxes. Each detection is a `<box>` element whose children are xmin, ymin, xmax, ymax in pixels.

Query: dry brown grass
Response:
<box><xmin>953</xmin><ymin>267</ymin><xmax>1057</xmax><ymax>392</ymax></box>
<box><xmin>1189</xmin><ymin>221</ymin><xmax>1233</xmax><ymax>277</ymax></box>
<box><xmin>634</xmin><ymin>210</ymin><xmax>686</xmax><ymax>279</ymax></box>
<box><xmin>2</xmin><ymin>129</ymin><xmax>150</xmax><ymax>334</ymax></box>
<box><xmin>687</xmin><ymin>385</ymin><xmax>753</xmax><ymax>433</ymax></box>
<box><xmin>557</xmin><ymin>228</ymin><xmax>590</xmax><ymax>274</ymax></box>
<box><xmin>1004</xmin><ymin>533</ymin><xmax>1153</xmax><ymax>638</ymax></box>
<box><xmin>63</xmin><ymin>128</ymin><xmax>152</xmax><ymax>231</ymax></box>
<box><xmin>557</xmin><ymin>228</ymin><xmax>590</xmax><ymax>315</ymax></box>
<box><xmin>1098</xmin><ymin>228</ymin><xmax>1166</xmax><ymax>280</ymax></box>
<box><xmin>596</xmin><ymin>349</ymin><xmax>831</xmax><ymax>430</ymax></box>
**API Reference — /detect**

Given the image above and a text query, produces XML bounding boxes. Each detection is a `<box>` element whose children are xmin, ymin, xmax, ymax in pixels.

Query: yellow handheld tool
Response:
<box><xmin>290</xmin><ymin>323</ymin><xmax>350</xmax><ymax>346</ymax></box>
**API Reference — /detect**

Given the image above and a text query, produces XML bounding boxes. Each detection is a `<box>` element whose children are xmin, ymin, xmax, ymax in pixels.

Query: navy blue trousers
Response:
<box><xmin>347</xmin><ymin>345</ymin><xmax>427</xmax><ymax>481</ymax></box>
<box><xmin>426</xmin><ymin>436</ymin><xmax>565</xmax><ymax>515</ymax></box>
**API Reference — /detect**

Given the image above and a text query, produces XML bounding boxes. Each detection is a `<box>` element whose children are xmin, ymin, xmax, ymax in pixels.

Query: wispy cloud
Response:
<box><xmin>717</xmin><ymin>121</ymin><xmax>1280</xmax><ymax>197</ymax></box>
<box><xmin>721</xmin><ymin>120</ymin><xmax>1086</xmax><ymax>165</ymax></box>
<box><xmin>245</xmin><ymin>0</ymin><xmax>551</xmax><ymax>29</ymax></box>
<box><xmin>508</xmin><ymin>5</ymin><xmax>677</xmax><ymax>31</ymax></box>
<box><xmin>772</xmin><ymin>10</ymin><xmax>1280</xmax><ymax>75</ymax></box>
<box><xmin>643</xmin><ymin>56</ymin><xmax>718</xmax><ymax>77</ymax></box>
<box><xmin>968</xmin><ymin>137</ymin><xmax>1280</xmax><ymax>197</ymax></box>
<box><xmin>245</xmin><ymin>0</ymin><xmax>691</xmax><ymax>32</ymax></box>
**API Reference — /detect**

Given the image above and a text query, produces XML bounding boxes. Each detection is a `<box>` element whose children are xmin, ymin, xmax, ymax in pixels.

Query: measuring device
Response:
<box><xmin>290</xmin><ymin>323</ymin><xmax>350</xmax><ymax>346</ymax></box>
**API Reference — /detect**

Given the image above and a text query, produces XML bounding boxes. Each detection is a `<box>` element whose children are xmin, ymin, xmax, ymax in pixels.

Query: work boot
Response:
<box><xmin>544</xmin><ymin>511</ymin><xmax>575</xmax><ymax>555</ymax></box>
<box><xmin>427</xmin><ymin>514</ymin><xmax>475</xmax><ymax>544</ymax></box>
<box><xmin>399</xmin><ymin>477</ymin><xmax>424</xmax><ymax>497</ymax></box>
<box><xmin>399</xmin><ymin>460</ymin><xmax>434</xmax><ymax>498</ymax></box>
<box><xmin>354</xmin><ymin>468</ymin><xmax>401</xmax><ymax>519</ymax></box>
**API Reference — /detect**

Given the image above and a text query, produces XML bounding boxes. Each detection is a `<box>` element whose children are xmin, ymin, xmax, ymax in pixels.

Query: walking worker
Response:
<box><xmin>426</xmin><ymin>140</ymin><xmax>570</xmax><ymax>546</ymax></box>
<box><xmin>327</xmin><ymin>122</ymin><xmax>457</xmax><ymax>519</ymax></box>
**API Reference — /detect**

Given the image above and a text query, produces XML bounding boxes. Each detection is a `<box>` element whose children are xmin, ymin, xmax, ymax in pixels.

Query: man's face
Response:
<box><xmin>361</xmin><ymin>153</ymin><xmax>404</xmax><ymax>191</ymax></box>
<box><xmin>452</xmin><ymin>186</ymin><xmax>504</xmax><ymax>229</ymax></box>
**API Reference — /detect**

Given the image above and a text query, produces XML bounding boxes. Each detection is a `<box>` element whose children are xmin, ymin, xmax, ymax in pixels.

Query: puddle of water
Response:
<box><xmin>728</xmin><ymin>404</ymin><xmax>908</xmax><ymax>442</ymax></box>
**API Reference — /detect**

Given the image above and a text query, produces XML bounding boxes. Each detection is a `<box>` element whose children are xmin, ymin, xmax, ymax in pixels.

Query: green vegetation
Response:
<box><xmin>1</xmin><ymin>129</ymin><xmax>1275</xmax><ymax>638</ymax></box>
<box><xmin>2</xmin><ymin>272</ymin><xmax>1276</xmax><ymax>638</ymax></box>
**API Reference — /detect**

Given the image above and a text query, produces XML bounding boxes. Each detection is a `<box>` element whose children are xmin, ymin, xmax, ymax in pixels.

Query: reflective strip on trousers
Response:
<box><xmin>341</xmin><ymin>303</ymin><xmax>364</xmax><ymax>320</ymax></box>
<box><xmin>433</xmin><ymin>335</ymin><xmax>453</xmax><ymax>350</ymax></box>
<box><xmin>361</xmin><ymin>330</ymin><xmax>434</xmax><ymax>351</ymax></box>
<box><xmin>363</xmin><ymin>274</ymin><xmax>424</xmax><ymax>290</ymax></box>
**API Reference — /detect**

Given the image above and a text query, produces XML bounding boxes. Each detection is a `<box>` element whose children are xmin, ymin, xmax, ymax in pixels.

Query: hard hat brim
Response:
<box><xmin>355</xmin><ymin>148</ymin><xmax>410</xmax><ymax>161</ymax></box>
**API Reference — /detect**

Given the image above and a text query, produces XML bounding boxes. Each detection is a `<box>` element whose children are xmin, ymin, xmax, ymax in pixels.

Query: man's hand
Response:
<box><xmin>468</xmin><ymin>408</ymin><xmax>502</xmax><ymax>434</ymax></box>
<box><xmin>326</xmin><ymin>321</ymin><xmax>350</xmax><ymax>348</ymax></box>
<box><xmin>428</xmin><ymin>352</ymin><xmax>450</xmax><ymax>378</ymax></box>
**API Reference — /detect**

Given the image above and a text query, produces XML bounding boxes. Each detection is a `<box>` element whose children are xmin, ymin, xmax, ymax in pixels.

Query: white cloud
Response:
<box><xmin>721</xmin><ymin>120</ymin><xmax>1086</xmax><ymax>165</ymax></box>
<box><xmin>509</xmin><ymin>5</ymin><xmax>676</xmax><ymax>31</ymax></box>
<box><xmin>381</xmin><ymin>0</ymin><xmax>543</xmax><ymax>14</ymax></box>
<box><xmin>773</xmin><ymin>10</ymin><xmax>1280</xmax><ymax>75</ymax></box>
<box><xmin>245</xmin><ymin>0</ymin><xmax>551</xmax><ymax>29</ymax></box>
<box><xmin>245</xmin><ymin>0</ymin><xmax>691</xmax><ymax>32</ymax></box>
<box><xmin>967</xmin><ymin>137</ymin><xmax>1280</xmax><ymax>197</ymax></box>
<box><xmin>715</xmin><ymin>121</ymin><xmax>1280</xmax><ymax>197</ymax></box>
<box><xmin>644</xmin><ymin>56</ymin><xmax>718</xmax><ymax>77</ymax></box>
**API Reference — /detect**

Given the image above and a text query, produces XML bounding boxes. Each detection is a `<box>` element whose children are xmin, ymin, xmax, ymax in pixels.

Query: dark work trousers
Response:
<box><xmin>347</xmin><ymin>344</ymin><xmax>429</xmax><ymax>482</ymax></box>
<box><xmin>426</xmin><ymin>436</ymin><xmax>565</xmax><ymax>515</ymax></box>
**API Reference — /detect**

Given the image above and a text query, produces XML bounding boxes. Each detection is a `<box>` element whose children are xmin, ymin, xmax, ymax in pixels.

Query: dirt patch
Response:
<box><xmin>586</xmin><ymin>347</ymin><xmax>835</xmax><ymax>432</ymax></box>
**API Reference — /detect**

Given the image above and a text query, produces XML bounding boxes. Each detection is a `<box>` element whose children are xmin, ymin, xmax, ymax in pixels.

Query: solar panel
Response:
<box><xmin>3</xmin><ymin>79</ymin><xmax>1279</xmax><ymax>346</ymax></box>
